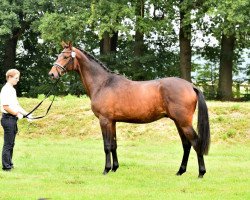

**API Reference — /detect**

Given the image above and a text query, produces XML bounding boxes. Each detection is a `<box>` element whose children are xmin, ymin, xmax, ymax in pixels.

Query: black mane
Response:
<box><xmin>79</xmin><ymin>48</ymin><xmax>113</xmax><ymax>73</ymax></box>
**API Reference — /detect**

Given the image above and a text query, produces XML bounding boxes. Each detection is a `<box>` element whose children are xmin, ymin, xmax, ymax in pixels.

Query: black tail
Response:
<box><xmin>194</xmin><ymin>87</ymin><xmax>210</xmax><ymax>155</ymax></box>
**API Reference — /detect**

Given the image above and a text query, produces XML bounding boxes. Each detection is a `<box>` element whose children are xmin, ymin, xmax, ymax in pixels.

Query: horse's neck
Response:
<box><xmin>77</xmin><ymin>58</ymin><xmax>110</xmax><ymax>98</ymax></box>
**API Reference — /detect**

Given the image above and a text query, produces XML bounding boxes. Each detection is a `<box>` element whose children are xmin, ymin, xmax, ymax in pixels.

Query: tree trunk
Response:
<box><xmin>133</xmin><ymin>0</ymin><xmax>145</xmax><ymax>80</ymax></box>
<box><xmin>179</xmin><ymin>0</ymin><xmax>192</xmax><ymax>82</ymax></box>
<box><xmin>0</xmin><ymin>34</ymin><xmax>19</xmax><ymax>85</ymax></box>
<box><xmin>3</xmin><ymin>37</ymin><xmax>18</xmax><ymax>70</ymax></box>
<box><xmin>217</xmin><ymin>34</ymin><xmax>236</xmax><ymax>100</ymax></box>
<box><xmin>100</xmin><ymin>31</ymin><xmax>111</xmax><ymax>55</ymax></box>
<box><xmin>100</xmin><ymin>31</ymin><xmax>118</xmax><ymax>55</ymax></box>
<box><xmin>110</xmin><ymin>31</ymin><xmax>118</xmax><ymax>53</ymax></box>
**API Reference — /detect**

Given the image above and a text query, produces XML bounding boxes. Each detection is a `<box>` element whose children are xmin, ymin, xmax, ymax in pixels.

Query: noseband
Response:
<box><xmin>54</xmin><ymin>51</ymin><xmax>76</xmax><ymax>73</ymax></box>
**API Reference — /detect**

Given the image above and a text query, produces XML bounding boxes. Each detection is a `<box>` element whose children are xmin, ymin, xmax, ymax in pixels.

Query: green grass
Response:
<box><xmin>0</xmin><ymin>96</ymin><xmax>249</xmax><ymax>199</ymax></box>
<box><xmin>0</xmin><ymin>138</ymin><xmax>249</xmax><ymax>200</ymax></box>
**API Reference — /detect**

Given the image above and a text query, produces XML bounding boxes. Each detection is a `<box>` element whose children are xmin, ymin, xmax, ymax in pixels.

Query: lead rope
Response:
<box><xmin>23</xmin><ymin>78</ymin><xmax>60</xmax><ymax>120</ymax></box>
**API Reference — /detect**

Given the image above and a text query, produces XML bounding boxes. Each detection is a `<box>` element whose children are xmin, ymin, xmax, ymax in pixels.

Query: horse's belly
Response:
<box><xmin>116</xmin><ymin>114</ymin><xmax>166</xmax><ymax>123</ymax></box>
<box><xmin>112</xmin><ymin>104</ymin><xmax>167</xmax><ymax>123</ymax></box>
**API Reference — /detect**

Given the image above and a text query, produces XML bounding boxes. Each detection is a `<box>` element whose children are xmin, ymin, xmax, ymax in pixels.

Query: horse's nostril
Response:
<box><xmin>49</xmin><ymin>72</ymin><xmax>54</xmax><ymax>77</ymax></box>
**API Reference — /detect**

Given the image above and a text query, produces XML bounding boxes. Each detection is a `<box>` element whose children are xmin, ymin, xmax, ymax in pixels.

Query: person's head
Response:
<box><xmin>6</xmin><ymin>69</ymin><xmax>20</xmax><ymax>86</ymax></box>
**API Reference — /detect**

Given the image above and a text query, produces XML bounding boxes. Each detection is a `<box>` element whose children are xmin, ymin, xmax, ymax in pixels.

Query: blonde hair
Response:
<box><xmin>6</xmin><ymin>69</ymin><xmax>20</xmax><ymax>81</ymax></box>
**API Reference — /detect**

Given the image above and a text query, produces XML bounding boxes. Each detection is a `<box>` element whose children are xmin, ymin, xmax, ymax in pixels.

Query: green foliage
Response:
<box><xmin>194</xmin><ymin>62</ymin><xmax>219</xmax><ymax>99</ymax></box>
<box><xmin>88</xmin><ymin>0</ymin><xmax>134</xmax><ymax>39</ymax></box>
<box><xmin>0</xmin><ymin>0</ymin><xmax>43</xmax><ymax>40</ymax></box>
<box><xmin>0</xmin><ymin>1</ymin><xmax>19</xmax><ymax>39</ymax></box>
<box><xmin>0</xmin><ymin>0</ymin><xmax>249</xmax><ymax>98</ymax></box>
<box><xmin>39</xmin><ymin>13</ymin><xmax>89</xmax><ymax>46</ymax></box>
<box><xmin>204</xmin><ymin>0</ymin><xmax>250</xmax><ymax>48</ymax></box>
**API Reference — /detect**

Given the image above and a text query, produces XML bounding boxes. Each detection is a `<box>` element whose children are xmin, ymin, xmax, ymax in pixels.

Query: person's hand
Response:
<box><xmin>26</xmin><ymin>114</ymin><xmax>33</xmax><ymax>122</ymax></box>
<box><xmin>17</xmin><ymin>113</ymin><xmax>23</xmax><ymax>119</ymax></box>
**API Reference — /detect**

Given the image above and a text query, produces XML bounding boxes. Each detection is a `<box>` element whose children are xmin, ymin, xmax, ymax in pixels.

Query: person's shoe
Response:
<box><xmin>2</xmin><ymin>168</ymin><xmax>12</xmax><ymax>172</ymax></box>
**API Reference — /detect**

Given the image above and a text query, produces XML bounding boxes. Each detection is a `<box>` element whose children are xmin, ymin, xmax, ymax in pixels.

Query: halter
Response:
<box><xmin>54</xmin><ymin>51</ymin><xmax>76</xmax><ymax>73</ymax></box>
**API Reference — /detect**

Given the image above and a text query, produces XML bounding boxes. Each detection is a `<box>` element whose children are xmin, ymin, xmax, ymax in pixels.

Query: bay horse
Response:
<box><xmin>49</xmin><ymin>42</ymin><xmax>210</xmax><ymax>178</ymax></box>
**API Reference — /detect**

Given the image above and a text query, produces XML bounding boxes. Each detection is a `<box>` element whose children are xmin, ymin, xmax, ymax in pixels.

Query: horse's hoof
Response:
<box><xmin>198</xmin><ymin>169</ymin><xmax>206</xmax><ymax>178</ymax></box>
<box><xmin>176</xmin><ymin>167</ymin><xmax>186</xmax><ymax>176</ymax></box>
<box><xmin>103</xmin><ymin>168</ymin><xmax>111</xmax><ymax>175</ymax></box>
<box><xmin>176</xmin><ymin>171</ymin><xmax>182</xmax><ymax>176</ymax></box>
<box><xmin>112</xmin><ymin>165</ymin><xmax>119</xmax><ymax>172</ymax></box>
<box><xmin>103</xmin><ymin>170</ymin><xmax>108</xmax><ymax>175</ymax></box>
<box><xmin>176</xmin><ymin>171</ymin><xmax>185</xmax><ymax>176</ymax></box>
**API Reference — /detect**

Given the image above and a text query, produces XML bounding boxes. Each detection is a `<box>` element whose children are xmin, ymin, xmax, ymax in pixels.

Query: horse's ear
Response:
<box><xmin>61</xmin><ymin>41</ymin><xmax>67</xmax><ymax>48</ymax></box>
<box><xmin>68</xmin><ymin>41</ymin><xmax>72</xmax><ymax>50</ymax></box>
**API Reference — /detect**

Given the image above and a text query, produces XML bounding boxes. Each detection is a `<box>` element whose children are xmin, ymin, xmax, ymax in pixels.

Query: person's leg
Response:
<box><xmin>10</xmin><ymin>131</ymin><xmax>17</xmax><ymax>168</ymax></box>
<box><xmin>1</xmin><ymin>117</ymin><xmax>17</xmax><ymax>170</ymax></box>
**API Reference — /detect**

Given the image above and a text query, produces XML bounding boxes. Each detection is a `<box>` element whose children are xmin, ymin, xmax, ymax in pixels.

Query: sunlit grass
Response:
<box><xmin>0</xmin><ymin>137</ymin><xmax>249</xmax><ymax>199</ymax></box>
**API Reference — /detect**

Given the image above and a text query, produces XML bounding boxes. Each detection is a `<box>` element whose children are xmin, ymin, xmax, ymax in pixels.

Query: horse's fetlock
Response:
<box><xmin>112</xmin><ymin>163</ymin><xmax>119</xmax><ymax>172</ymax></box>
<box><xmin>200</xmin><ymin>168</ymin><xmax>206</xmax><ymax>175</ymax></box>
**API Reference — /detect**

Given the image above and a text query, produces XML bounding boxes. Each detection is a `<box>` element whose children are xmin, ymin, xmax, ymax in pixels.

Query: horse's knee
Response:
<box><xmin>111</xmin><ymin>143</ymin><xmax>117</xmax><ymax>151</ymax></box>
<box><xmin>104</xmin><ymin>144</ymin><xmax>111</xmax><ymax>154</ymax></box>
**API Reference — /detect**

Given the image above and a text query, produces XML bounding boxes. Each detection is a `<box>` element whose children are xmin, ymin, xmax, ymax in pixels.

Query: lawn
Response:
<box><xmin>0</xmin><ymin>96</ymin><xmax>249</xmax><ymax>199</ymax></box>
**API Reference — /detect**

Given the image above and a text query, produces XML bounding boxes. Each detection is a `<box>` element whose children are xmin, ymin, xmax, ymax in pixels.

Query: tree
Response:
<box><xmin>132</xmin><ymin>0</ymin><xmax>147</xmax><ymax>80</ymax></box>
<box><xmin>38</xmin><ymin>0</ymin><xmax>179</xmax><ymax>81</ymax></box>
<box><xmin>0</xmin><ymin>0</ymin><xmax>28</xmax><ymax>83</ymax></box>
<box><xmin>0</xmin><ymin>0</ymin><xmax>53</xmax><ymax>91</ymax></box>
<box><xmin>178</xmin><ymin>0</ymin><xmax>192</xmax><ymax>82</ymax></box>
<box><xmin>218</xmin><ymin>33</ymin><xmax>235</xmax><ymax>100</ymax></box>
<box><xmin>88</xmin><ymin>1</ymin><xmax>123</xmax><ymax>68</ymax></box>
<box><xmin>6</xmin><ymin>0</ymin><xmax>240</xmax><ymax>98</ymax></box>
<box><xmin>204</xmin><ymin>0</ymin><xmax>250</xmax><ymax>100</ymax></box>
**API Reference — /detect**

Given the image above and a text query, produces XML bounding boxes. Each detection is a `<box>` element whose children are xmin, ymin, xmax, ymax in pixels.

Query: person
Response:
<box><xmin>0</xmin><ymin>69</ymin><xmax>31</xmax><ymax>171</ymax></box>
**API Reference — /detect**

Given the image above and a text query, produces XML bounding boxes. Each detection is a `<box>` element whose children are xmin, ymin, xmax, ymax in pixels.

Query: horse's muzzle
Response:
<box><xmin>48</xmin><ymin>71</ymin><xmax>59</xmax><ymax>79</ymax></box>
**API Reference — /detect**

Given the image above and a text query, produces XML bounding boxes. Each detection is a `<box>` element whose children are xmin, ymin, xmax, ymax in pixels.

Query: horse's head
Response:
<box><xmin>49</xmin><ymin>41</ymin><xmax>77</xmax><ymax>79</ymax></box>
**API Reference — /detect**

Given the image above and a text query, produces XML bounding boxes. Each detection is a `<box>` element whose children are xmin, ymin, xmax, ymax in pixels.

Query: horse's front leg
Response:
<box><xmin>111</xmin><ymin>127</ymin><xmax>119</xmax><ymax>172</ymax></box>
<box><xmin>99</xmin><ymin>117</ymin><xmax>119</xmax><ymax>175</ymax></box>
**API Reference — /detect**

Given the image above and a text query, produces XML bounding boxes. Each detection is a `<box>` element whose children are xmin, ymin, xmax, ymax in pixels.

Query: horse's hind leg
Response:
<box><xmin>182</xmin><ymin>126</ymin><xmax>206</xmax><ymax>178</ymax></box>
<box><xmin>176</xmin><ymin>123</ymin><xmax>206</xmax><ymax>178</ymax></box>
<box><xmin>197</xmin><ymin>154</ymin><xmax>206</xmax><ymax>178</ymax></box>
<box><xmin>175</xmin><ymin>123</ymin><xmax>191</xmax><ymax>176</ymax></box>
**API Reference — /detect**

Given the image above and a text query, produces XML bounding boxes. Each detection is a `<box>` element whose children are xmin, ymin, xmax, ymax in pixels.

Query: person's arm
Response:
<box><xmin>17</xmin><ymin>105</ymin><xmax>28</xmax><ymax>116</ymax></box>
